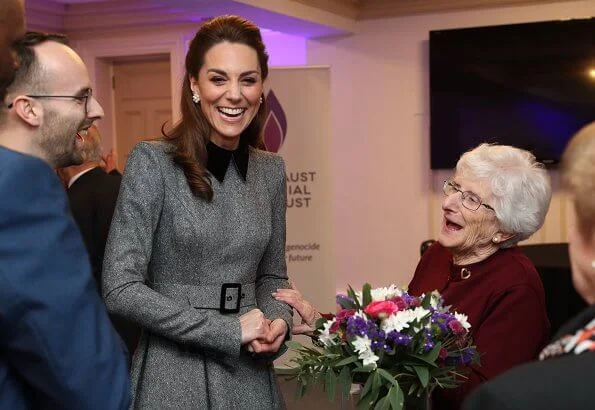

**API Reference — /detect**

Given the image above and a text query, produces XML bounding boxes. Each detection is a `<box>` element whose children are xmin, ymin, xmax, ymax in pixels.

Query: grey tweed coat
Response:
<box><xmin>102</xmin><ymin>141</ymin><xmax>292</xmax><ymax>409</ymax></box>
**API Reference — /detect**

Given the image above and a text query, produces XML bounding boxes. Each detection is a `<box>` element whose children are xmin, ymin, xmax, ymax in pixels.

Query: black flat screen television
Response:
<box><xmin>429</xmin><ymin>18</ymin><xmax>595</xmax><ymax>169</ymax></box>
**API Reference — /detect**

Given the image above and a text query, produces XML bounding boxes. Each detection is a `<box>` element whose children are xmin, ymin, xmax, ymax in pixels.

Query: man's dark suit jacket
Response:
<box><xmin>68</xmin><ymin>166</ymin><xmax>140</xmax><ymax>357</ymax></box>
<box><xmin>68</xmin><ymin>166</ymin><xmax>121</xmax><ymax>285</ymax></box>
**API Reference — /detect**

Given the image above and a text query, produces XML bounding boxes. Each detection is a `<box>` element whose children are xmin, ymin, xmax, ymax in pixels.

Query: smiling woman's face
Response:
<box><xmin>190</xmin><ymin>41</ymin><xmax>263</xmax><ymax>150</ymax></box>
<box><xmin>438</xmin><ymin>175</ymin><xmax>501</xmax><ymax>261</ymax></box>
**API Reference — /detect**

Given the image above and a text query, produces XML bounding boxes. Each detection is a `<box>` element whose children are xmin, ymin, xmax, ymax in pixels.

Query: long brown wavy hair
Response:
<box><xmin>162</xmin><ymin>15</ymin><xmax>269</xmax><ymax>201</ymax></box>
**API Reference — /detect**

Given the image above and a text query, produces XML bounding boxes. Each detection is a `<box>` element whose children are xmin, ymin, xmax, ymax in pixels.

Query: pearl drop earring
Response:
<box><xmin>192</xmin><ymin>92</ymin><xmax>200</xmax><ymax>104</ymax></box>
<box><xmin>492</xmin><ymin>237</ymin><xmax>500</xmax><ymax>243</ymax></box>
<box><xmin>259</xmin><ymin>96</ymin><xmax>263</xmax><ymax>104</ymax></box>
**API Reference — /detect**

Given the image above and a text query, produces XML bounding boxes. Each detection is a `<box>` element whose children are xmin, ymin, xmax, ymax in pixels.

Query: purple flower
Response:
<box><xmin>401</xmin><ymin>293</ymin><xmax>419</xmax><ymax>307</ymax></box>
<box><xmin>445</xmin><ymin>347</ymin><xmax>475</xmax><ymax>366</ymax></box>
<box><xmin>336</xmin><ymin>294</ymin><xmax>355</xmax><ymax>306</ymax></box>
<box><xmin>386</xmin><ymin>331</ymin><xmax>412</xmax><ymax>346</ymax></box>
<box><xmin>346</xmin><ymin>316</ymin><xmax>367</xmax><ymax>337</ymax></box>
<box><xmin>460</xmin><ymin>347</ymin><xmax>475</xmax><ymax>365</ymax></box>
<box><xmin>346</xmin><ymin>315</ymin><xmax>378</xmax><ymax>339</ymax></box>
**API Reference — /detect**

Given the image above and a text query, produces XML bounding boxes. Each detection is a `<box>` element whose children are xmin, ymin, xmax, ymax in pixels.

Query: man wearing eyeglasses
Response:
<box><xmin>0</xmin><ymin>32</ymin><xmax>130</xmax><ymax>409</ymax></box>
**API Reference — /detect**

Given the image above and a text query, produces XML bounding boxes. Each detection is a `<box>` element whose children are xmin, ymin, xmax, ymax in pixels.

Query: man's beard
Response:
<box><xmin>38</xmin><ymin>108</ymin><xmax>87</xmax><ymax>168</ymax></box>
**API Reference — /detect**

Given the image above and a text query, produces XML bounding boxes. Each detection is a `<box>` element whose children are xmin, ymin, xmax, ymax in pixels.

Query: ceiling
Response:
<box><xmin>26</xmin><ymin>0</ymin><xmax>579</xmax><ymax>38</ymax></box>
<box><xmin>43</xmin><ymin>0</ymin><xmax>579</xmax><ymax>19</ymax></box>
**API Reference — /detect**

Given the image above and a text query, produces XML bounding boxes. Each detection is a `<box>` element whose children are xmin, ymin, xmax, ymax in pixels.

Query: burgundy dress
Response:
<box><xmin>408</xmin><ymin>242</ymin><xmax>549</xmax><ymax>410</ymax></box>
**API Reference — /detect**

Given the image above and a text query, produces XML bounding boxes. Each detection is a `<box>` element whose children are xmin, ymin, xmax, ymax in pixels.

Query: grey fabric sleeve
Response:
<box><xmin>254</xmin><ymin>155</ymin><xmax>293</xmax><ymax>358</ymax></box>
<box><xmin>102</xmin><ymin>142</ymin><xmax>241</xmax><ymax>358</ymax></box>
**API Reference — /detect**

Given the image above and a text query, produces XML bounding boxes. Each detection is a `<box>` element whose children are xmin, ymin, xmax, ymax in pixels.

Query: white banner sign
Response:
<box><xmin>264</xmin><ymin>67</ymin><xmax>335</xmax><ymax>363</ymax></box>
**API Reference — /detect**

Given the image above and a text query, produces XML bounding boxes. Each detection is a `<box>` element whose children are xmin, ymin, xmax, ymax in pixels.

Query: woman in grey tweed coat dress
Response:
<box><xmin>102</xmin><ymin>16</ymin><xmax>292</xmax><ymax>409</ymax></box>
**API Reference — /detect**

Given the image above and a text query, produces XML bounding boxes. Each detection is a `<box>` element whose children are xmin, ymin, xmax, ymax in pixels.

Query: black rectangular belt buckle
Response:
<box><xmin>220</xmin><ymin>283</ymin><xmax>242</xmax><ymax>314</ymax></box>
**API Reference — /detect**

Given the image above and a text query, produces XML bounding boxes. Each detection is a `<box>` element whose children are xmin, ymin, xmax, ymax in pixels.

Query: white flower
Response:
<box><xmin>352</xmin><ymin>335</ymin><xmax>379</xmax><ymax>368</ymax></box>
<box><xmin>318</xmin><ymin>319</ymin><xmax>338</xmax><ymax>347</ymax></box>
<box><xmin>454</xmin><ymin>313</ymin><xmax>472</xmax><ymax>331</ymax></box>
<box><xmin>429</xmin><ymin>291</ymin><xmax>442</xmax><ymax>308</ymax></box>
<box><xmin>355</xmin><ymin>284</ymin><xmax>403</xmax><ymax>302</ymax></box>
<box><xmin>381</xmin><ymin>307</ymin><xmax>430</xmax><ymax>333</ymax></box>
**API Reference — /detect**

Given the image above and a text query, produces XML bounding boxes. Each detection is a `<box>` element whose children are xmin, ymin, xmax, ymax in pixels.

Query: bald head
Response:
<box><xmin>8</xmin><ymin>32</ymin><xmax>71</xmax><ymax>96</ymax></box>
<box><xmin>0</xmin><ymin>0</ymin><xmax>25</xmax><ymax>101</ymax></box>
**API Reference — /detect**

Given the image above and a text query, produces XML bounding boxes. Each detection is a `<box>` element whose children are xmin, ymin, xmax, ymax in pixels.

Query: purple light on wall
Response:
<box><xmin>261</xmin><ymin>29</ymin><xmax>307</xmax><ymax>66</ymax></box>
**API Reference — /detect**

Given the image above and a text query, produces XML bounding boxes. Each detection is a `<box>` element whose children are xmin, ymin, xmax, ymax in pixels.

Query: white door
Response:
<box><xmin>113</xmin><ymin>57</ymin><xmax>172</xmax><ymax>171</ymax></box>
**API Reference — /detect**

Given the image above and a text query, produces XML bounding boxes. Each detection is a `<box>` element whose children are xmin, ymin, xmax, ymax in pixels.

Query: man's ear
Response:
<box><xmin>12</xmin><ymin>96</ymin><xmax>42</xmax><ymax>127</ymax></box>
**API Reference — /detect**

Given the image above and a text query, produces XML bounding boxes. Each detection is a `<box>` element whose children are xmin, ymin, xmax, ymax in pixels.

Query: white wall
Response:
<box><xmin>306</xmin><ymin>0</ymin><xmax>594</xmax><ymax>291</ymax></box>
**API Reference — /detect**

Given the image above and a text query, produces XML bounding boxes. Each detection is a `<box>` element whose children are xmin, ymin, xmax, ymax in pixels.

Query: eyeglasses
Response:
<box><xmin>443</xmin><ymin>179</ymin><xmax>495</xmax><ymax>212</ymax></box>
<box><xmin>8</xmin><ymin>89</ymin><xmax>93</xmax><ymax>116</ymax></box>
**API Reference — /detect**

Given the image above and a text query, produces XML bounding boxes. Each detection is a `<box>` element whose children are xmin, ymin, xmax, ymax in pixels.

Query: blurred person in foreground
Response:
<box><xmin>0</xmin><ymin>31</ymin><xmax>130</xmax><ymax>409</ymax></box>
<box><xmin>463</xmin><ymin>123</ymin><xmax>595</xmax><ymax>410</ymax></box>
<box><xmin>275</xmin><ymin>143</ymin><xmax>552</xmax><ymax>409</ymax></box>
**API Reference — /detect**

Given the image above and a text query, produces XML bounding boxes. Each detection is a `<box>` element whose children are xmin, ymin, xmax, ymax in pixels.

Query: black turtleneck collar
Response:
<box><xmin>206</xmin><ymin>140</ymin><xmax>249</xmax><ymax>183</ymax></box>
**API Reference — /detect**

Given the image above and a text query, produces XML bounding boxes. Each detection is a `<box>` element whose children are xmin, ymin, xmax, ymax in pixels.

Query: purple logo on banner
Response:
<box><xmin>263</xmin><ymin>90</ymin><xmax>287</xmax><ymax>153</ymax></box>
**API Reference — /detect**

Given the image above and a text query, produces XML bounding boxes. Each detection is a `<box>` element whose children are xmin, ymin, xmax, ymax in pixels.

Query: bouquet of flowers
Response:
<box><xmin>285</xmin><ymin>284</ymin><xmax>479</xmax><ymax>410</ymax></box>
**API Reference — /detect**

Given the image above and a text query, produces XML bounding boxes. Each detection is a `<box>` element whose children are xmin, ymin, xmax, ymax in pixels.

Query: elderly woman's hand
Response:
<box><xmin>272</xmin><ymin>280</ymin><xmax>319</xmax><ymax>335</ymax></box>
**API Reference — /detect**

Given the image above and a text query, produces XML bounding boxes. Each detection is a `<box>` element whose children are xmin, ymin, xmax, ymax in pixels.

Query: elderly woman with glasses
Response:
<box><xmin>406</xmin><ymin>143</ymin><xmax>551</xmax><ymax>409</ymax></box>
<box><xmin>274</xmin><ymin>143</ymin><xmax>552</xmax><ymax>410</ymax></box>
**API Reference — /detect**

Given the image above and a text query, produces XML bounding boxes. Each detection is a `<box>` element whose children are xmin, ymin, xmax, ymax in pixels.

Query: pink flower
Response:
<box><xmin>336</xmin><ymin>309</ymin><xmax>356</xmax><ymax>323</ymax></box>
<box><xmin>329</xmin><ymin>320</ymin><xmax>341</xmax><ymax>334</ymax></box>
<box><xmin>439</xmin><ymin>348</ymin><xmax>448</xmax><ymax>360</ymax></box>
<box><xmin>448</xmin><ymin>320</ymin><xmax>465</xmax><ymax>335</ymax></box>
<box><xmin>364</xmin><ymin>301</ymin><xmax>399</xmax><ymax>319</ymax></box>
<box><xmin>390</xmin><ymin>296</ymin><xmax>408</xmax><ymax>311</ymax></box>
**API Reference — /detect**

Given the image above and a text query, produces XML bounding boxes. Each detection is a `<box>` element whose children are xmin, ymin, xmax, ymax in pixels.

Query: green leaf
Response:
<box><xmin>420</xmin><ymin>293</ymin><xmax>433</xmax><ymax>309</ymax></box>
<box><xmin>315</xmin><ymin>317</ymin><xmax>328</xmax><ymax>329</ymax></box>
<box><xmin>389</xmin><ymin>385</ymin><xmax>404</xmax><ymax>410</ymax></box>
<box><xmin>412</xmin><ymin>366</ymin><xmax>429</xmax><ymax>388</ymax></box>
<box><xmin>362</xmin><ymin>283</ymin><xmax>372</xmax><ymax>307</ymax></box>
<box><xmin>360</xmin><ymin>372</ymin><xmax>375</xmax><ymax>398</ymax></box>
<box><xmin>339</xmin><ymin>366</ymin><xmax>351</xmax><ymax>400</ymax></box>
<box><xmin>360</xmin><ymin>387</ymin><xmax>381</xmax><ymax>410</ymax></box>
<box><xmin>347</xmin><ymin>285</ymin><xmax>362</xmax><ymax>309</ymax></box>
<box><xmin>426</xmin><ymin>342</ymin><xmax>442</xmax><ymax>363</ymax></box>
<box><xmin>374</xmin><ymin>395</ymin><xmax>390</xmax><ymax>410</ymax></box>
<box><xmin>325</xmin><ymin>368</ymin><xmax>337</xmax><ymax>401</ymax></box>
<box><xmin>335</xmin><ymin>356</ymin><xmax>359</xmax><ymax>367</ymax></box>
<box><xmin>372</xmin><ymin>371</ymin><xmax>382</xmax><ymax>391</ymax></box>
<box><xmin>338</xmin><ymin>296</ymin><xmax>358</xmax><ymax>310</ymax></box>
<box><xmin>285</xmin><ymin>340</ymin><xmax>308</xmax><ymax>351</ymax></box>
<box><xmin>405</xmin><ymin>353</ymin><xmax>439</xmax><ymax>368</ymax></box>
<box><xmin>376</xmin><ymin>368</ymin><xmax>398</xmax><ymax>387</ymax></box>
<box><xmin>353</xmin><ymin>364</ymin><xmax>377</xmax><ymax>373</ymax></box>
<box><xmin>357</xmin><ymin>396</ymin><xmax>374</xmax><ymax>410</ymax></box>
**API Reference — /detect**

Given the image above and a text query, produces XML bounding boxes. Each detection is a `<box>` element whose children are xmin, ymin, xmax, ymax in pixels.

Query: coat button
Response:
<box><xmin>226</xmin><ymin>296</ymin><xmax>232</xmax><ymax>301</ymax></box>
<box><xmin>241</xmin><ymin>293</ymin><xmax>245</xmax><ymax>298</ymax></box>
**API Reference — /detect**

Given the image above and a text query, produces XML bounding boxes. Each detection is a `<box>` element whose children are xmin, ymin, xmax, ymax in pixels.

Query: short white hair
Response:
<box><xmin>456</xmin><ymin>143</ymin><xmax>552</xmax><ymax>248</ymax></box>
